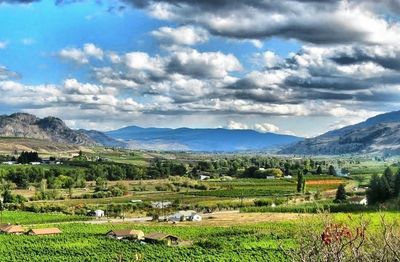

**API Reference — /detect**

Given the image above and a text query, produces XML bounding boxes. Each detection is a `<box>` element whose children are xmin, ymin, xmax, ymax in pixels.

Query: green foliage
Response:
<box><xmin>17</xmin><ymin>151</ymin><xmax>41</xmax><ymax>164</ymax></box>
<box><xmin>0</xmin><ymin>211</ymin><xmax>89</xmax><ymax>224</ymax></box>
<box><xmin>297</xmin><ymin>171</ymin><xmax>304</xmax><ymax>193</ymax></box>
<box><xmin>367</xmin><ymin>168</ymin><xmax>399</xmax><ymax>205</ymax></box>
<box><xmin>241</xmin><ymin>203</ymin><xmax>384</xmax><ymax>213</ymax></box>
<box><xmin>335</xmin><ymin>184</ymin><xmax>347</xmax><ymax>202</ymax></box>
<box><xmin>328</xmin><ymin>165</ymin><xmax>337</xmax><ymax>176</ymax></box>
<box><xmin>188</xmin><ymin>188</ymin><xmax>294</xmax><ymax>198</ymax></box>
<box><xmin>0</xmin><ymin>220</ymin><xmax>291</xmax><ymax>261</ymax></box>
<box><xmin>316</xmin><ymin>165</ymin><xmax>322</xmax><ymax>175</ymax></box>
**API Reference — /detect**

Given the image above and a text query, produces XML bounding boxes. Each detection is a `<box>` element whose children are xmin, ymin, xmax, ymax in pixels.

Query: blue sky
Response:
<box><xmin>0</xmin><ymin>1</ymin><xmax>399</xmax><ymax>136</ymax></box>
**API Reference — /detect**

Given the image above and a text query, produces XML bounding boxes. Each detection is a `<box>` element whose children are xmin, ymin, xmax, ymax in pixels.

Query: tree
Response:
<box><xmin>383</xmin><ymin>167</ymin><xmax>394</xmax><ymax>197</ymax></box>
<box><xmin>17</xmin><ymin>151</ymin><xmax>41</xmax><ymax>164</ymax></box>
<box><xmin>95</xmin><ymin>177</ymin><xmax>107</xmax><ymax>192</ymax></box>
<box><xmin>394</xmin><ymin>171</ymin><xmax>400</xmax><ymax>197</ymax></box>
<box><xmin>328</xmin><ymin>165</ymin><xmax>337</xmax><ymax>176</ymax></box>
<box><xmin>0</xmin><ymin>200</ymin><xmax>4</xmax><ymax>223</ymax></box>
<box><xmin>316</xmin><ymin>165</ymin><xmax>323</xmax><ymax>175</ymax></box>
<box><xmin>367</xmin><ymin>173</ymin><xmax>391</xmax><ymax>205</ymax></box>
<box><xmin>335</xmin><ymin>184</ymin><xmax>347</xmax><ymax>202</ymax></box>
<box><xmin>297</xmin><ymin>170</ymin><xmax>304</xmax><ymax>193</ymax></box>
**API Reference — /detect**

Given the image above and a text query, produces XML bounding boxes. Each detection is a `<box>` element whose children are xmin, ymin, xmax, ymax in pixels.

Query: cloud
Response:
<box><xmin>0</xmin><ymin>41</ymin><xmax>7</xmax><ymax>49</ymax></box>
<box><xmin>167</xmin><ymin>49</ymin><xmax>242</xmax><ymax>79</ymax></box>
<box><xmin>125</xmin><ymin>0</ymin><xmax>400</xmax><ymax>45</ymax></box>
<box><xmin>0</xmin><ymin>66</ymin><xmax>19</xmax><ymax>80</ymax></box>
<box><xmin>152</xmin><ymin>25</ymin><xmax>209</xmax><ymax>46</ymax></box>
<box><xmin>21</xmin><ymin>38</ymin><xmax>35</xmax><ymax>45</ymax></box>
<box><xmin>254</xmin><ymin>123</ymin><xmax>280</xmax><ymax>133</ymax></box>
<box><xmin>226</xmin><ymin>120</ymin><xmax>296</xmax><ymax>135</ymax></box>
<box><xmin>59</xmin><ymin>43</ymin><xmax>104</xmax><ymax>64</ymax></box>
<box><xmin>226</xmin><ymin>120</ymin><xmax>249</xmax><ymax>130</ymax></box>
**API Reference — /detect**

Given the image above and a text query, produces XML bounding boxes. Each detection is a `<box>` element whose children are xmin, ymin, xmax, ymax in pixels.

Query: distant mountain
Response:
<box><xmin>280</xmin><ymin>110</ymin><xmax>400</xmax><ymax>155</ymax></box>
<box><xmin>80</xmin><ymin>129</ymin><xmax>126</xmax><ymax>148</ymax></box>
<box><xmin>0</xmin><ymin>113</ymin><xmax>97</xmax><ymax>146</ymax></box>
<box><xmin>106</xmin><ymin>126</ymin><xmax>303</xmax><ymax>152</ymax></box>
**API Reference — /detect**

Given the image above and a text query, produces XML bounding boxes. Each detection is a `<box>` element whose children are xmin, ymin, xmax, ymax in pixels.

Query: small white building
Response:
<box><xmin>2</xmin><ymin>161</ymin><xmax>16</xmax><ymax>165</ymax></box>
<box><xmin>168</xmin><ymin>210</ymin><xmax>202</xmax><ymax>222</ymax></box>
<box><xmin>200</xmin><ymin>175</ymin><xmax>210</xmax><ymax>181</ymax></box>
<box><xmin>94</xmin><ymin>210</ymin><xmax>105</xmax><ymax>218</ymax></box>
<box><xmin>348</xmin><ymin>196</ymin><xmax>367</xmax><ymax>205</ymax></box>
<box><xmin>151</xmin><ymin>201</ymin><xmax>172</xmax><ymax>209</ymax></box>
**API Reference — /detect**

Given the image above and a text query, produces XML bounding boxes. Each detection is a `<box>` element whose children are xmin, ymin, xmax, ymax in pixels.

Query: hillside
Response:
<box><xmin>0</xmin><ymin>137</ymin><xmax>88</xmax><ymax>155</ymax></box>
<box><xmin>0</xmin><ymin>113</ymin><xmax>97</xmax><ymax>146</ymax></box>
<box><xmin>106</xmin><ymin>126</ymin><xmax>303</xmax><ymax>152</ymax></box>
<box><xmin>280</xmin><ymin>110</ymin><xmax>400</xmax><ymax>155</ymax></box>
<box><xmin>79</xmin><ymin>130</ymin><xmax>126</xmax><ymax>148</ymax></box>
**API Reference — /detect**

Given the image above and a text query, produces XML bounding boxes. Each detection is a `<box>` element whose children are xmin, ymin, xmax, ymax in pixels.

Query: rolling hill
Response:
<box><xmin>0</xmin><ymin>137</ymin><xmax>88</xmax><ymax>155</ymax></box>
<box><xmin>280</xmin><ymin>110</ymin><xmax>400</xmax><ymax>155</ymax></box>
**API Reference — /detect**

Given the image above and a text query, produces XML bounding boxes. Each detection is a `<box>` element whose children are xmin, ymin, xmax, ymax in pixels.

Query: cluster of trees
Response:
<box><xmin>83</xmin><ymin>163</ymin><xmax>146</xmax><ymax>181</ymax></box>
<box><xmin>2</xmin><ymin>166</ymin><xmax>85</xmax><ymax>190</ymax></box>
<box><xmin>90</xmin><ymin>178</ymin><xmax>128</xmax><ymax>198</ymax></box>
<box><xmin>17</xmin><ymin>151</ymin><xmax>41</xmax><ymax>164</ymax></box>
<box><xmin>367</xmin><ymin>167</ymin><xmax>400</xmax><ymax>205</ymax></box>
<box><xmin>188</xmin><ymin>156</ymin><xmax>342</xmax><ymax>178</ymax></box>
<box><xmin>0</xmin><ymin>179</ymin><xmax>27</xmax><ymax>204</ymax></box>
<box><xmin>146</xmin><ymin>159</ymin><xmax>187</xmax><ymax>178</ymax></box>
<box><xmin>241</xmin><ymin>167</ymin><xmax>283</xmax><ymax>178</ymax></box>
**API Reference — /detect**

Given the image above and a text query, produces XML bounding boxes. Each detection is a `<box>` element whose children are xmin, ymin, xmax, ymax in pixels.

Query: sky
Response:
<box><xmin>0</xmin><ymin>0</ymin><xmax>400</xmax><ymax>137</ymax></box>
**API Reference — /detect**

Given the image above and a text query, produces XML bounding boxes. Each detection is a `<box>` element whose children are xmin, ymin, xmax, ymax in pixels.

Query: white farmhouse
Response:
<box><xmin>151</xmin><ymin>201</ymin><xmax>172</xmax><ymax>209</ymax></box>
<box><xmin>168</xmin><ymin>210</ymin><xmax>202</xmax><ymax>222</ymax></box>
<box><xmin>94</xmin><ymin>210</ymin><xmax>105</xmax><ymax>218</ymax></box>
<box><xmin>200</xmin><ymin>175</ymin><xmax>210</xmax><ymax>181</ymax></box>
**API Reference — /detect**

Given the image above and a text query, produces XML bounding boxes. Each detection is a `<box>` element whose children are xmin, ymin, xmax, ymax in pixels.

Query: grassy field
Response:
<box><xmin>0</xmin><ymin>211</ymin><xmax>91</xmax><ymax>224</ymax></box>
<box><xmin>0</xmin><ymin>137</ymin><xmax>89</xmax><ymax>156</ymax></box>
<box><xmin>0</xmin><ymin>211</ymin><xmax>397</xmax><ymax>261</ymax></box>
<box><xmin>0</xmin><ymin>149</ymin><xmax>396</xmax><ymax>260</ymax></box>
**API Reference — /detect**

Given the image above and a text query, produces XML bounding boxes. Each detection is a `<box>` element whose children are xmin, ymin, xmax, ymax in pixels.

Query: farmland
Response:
<box><xmin>0</xmin><ymin>211</ymin><xmax>399</xmax><ymax>261</ymax></box>
<box><xmin>0</xmin><ymin>149</ymin><xmax>399</xmax><ymax>261</ymax></box>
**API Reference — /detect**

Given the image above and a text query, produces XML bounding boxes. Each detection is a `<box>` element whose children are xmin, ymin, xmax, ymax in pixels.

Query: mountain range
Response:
<box><xmin>105</xmin><ymin>126</ymin><xmax>302</xmax><ymax>152</ymax></box>
<box><xmin>0</xmin><ymin>113</ymin><xmax>302</xmax><ymax>152</ymax></box>
<box><xmin>280</xmin><ymin>110</ymin><xmax>400</xmax><ymax>155</ymax></box>
<box><xmin>2</xmin><ymin>110</ymin><xmax>400</xmax><ymax>154</ymax></box>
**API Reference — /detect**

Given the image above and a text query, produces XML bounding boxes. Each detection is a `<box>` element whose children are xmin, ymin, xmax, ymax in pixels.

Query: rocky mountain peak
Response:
<box><xmin>0</xmin><ymin>112</ymin><xmax>97</xmax><ymax>146</ymax></box>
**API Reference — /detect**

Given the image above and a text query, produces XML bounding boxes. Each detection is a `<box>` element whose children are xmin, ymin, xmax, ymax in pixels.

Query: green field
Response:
<box><xmin>0</xmin><ymin>211</ymin><xmax>91</xmax><ymax>225</ymax></box>
<box><xmin>0</xmin><ymin>211</ymin><xmax>398</xmax><ymax>261</ymax></box>
<box><xmin>0</xmin><ymin>149</ymin><xmax>398</xmax><ymax>261</ymax></box>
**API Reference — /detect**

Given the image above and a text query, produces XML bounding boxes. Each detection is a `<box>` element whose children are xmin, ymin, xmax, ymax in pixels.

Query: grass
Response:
<box><xmin>0</xmin><ymin>211</ymin><xmax>91</xmax><ymax>225</ymax></box>
<box><xmin>0</xmin><ymin>211</ymin><xmax>398</xmax><ymax>261</ymax></box>
<box><xmin>0</xmin><ymin>137</ymin><xmax>87</xmax><ymax>156</ymax></box>
<box><xmin>0</xmin><ymin>216</ymin><xmax>298</xmax><ymax>261</ymax></box>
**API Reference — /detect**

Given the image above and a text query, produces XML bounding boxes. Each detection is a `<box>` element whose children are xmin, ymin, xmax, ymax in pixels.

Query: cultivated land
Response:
<box><xmin>0</xmin><ymin>142</ymin><xmax>399</xmax><ymax>261</ymax></box>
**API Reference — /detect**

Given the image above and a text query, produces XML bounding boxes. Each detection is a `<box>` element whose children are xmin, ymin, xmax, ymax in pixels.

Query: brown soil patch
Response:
<box><xmin>178</xmin><ymin>211</ymin><xmax>309</xmax><ymax>226</ymax></box>
<box><xmin>306</xmin><ymin>180</ymin><xmax>343</xmax><ymax>185</ymax></box>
